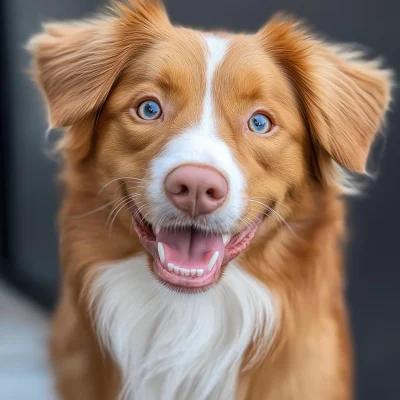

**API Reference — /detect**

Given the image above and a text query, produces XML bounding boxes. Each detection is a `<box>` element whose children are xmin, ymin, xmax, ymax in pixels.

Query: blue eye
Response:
<box><xmin>248</xmin><ymin>113</ymin><xmax>272</xmax><ymax>134</ymax></box>
<box><xmin>137</xmin><ymin>100</ymin><xmax>162</xmax><ymax>120</ymax></box>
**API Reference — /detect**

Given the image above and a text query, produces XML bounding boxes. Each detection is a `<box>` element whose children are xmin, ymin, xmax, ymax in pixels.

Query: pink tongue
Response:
<box><xmin>156</xmin><ymin>228</ymin><xmax>225</xmax><ymax>269</ymax></box>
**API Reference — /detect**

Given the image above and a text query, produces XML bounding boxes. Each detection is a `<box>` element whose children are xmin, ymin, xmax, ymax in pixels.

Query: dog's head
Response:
<box><xmin>29</xmin><ymin>0</ymin><xmax>392</xmax><ymax>290</ymax></box>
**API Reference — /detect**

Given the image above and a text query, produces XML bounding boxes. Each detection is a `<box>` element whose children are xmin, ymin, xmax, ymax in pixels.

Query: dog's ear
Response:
<box><xmin>258</xmin><ymin>16</ymin><xmax>393</xmax><ymax>175</ymax></box>
<box><xmin>27</xmin><ymin>0</ymin><xmax>169</xmax><ymax>128</ymax></box>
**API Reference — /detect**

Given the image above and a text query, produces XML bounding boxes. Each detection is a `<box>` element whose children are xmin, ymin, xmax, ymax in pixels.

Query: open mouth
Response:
<box><xmin>132</xmin><ymin>205</ymin><xmax>263</xmax><ymax>291</ymax></box>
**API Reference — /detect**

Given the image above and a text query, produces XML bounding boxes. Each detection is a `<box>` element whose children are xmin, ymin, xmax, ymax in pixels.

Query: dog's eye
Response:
<box><xmin>248</xmin><ymin>113</ymin><xmax>272</xmax><ymax>134</ymax></box>
<box><xmin>137</xmin><ymin>100</ymin><xmax>162</xmax><ymax>120</ymax></box>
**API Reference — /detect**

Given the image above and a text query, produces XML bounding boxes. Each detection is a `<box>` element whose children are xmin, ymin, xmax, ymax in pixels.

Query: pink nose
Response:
<box><xmin>165</xmin><ymin>165</ymin><xmax>228</xmax><ymax>217</ymax></box>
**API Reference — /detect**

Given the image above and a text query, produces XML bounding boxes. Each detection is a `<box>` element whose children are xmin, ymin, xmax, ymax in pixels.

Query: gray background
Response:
<box><xmin>1</xmin><ymin>0</ymin><xmax>399</xmax><ymax>399</ymax></box>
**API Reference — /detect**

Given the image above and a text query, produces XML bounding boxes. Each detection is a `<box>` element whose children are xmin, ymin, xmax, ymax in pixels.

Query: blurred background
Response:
<box><xmin>0</xmin><ymin>0</ymin><xmax>399</xmax><ymax>399</ymax></box>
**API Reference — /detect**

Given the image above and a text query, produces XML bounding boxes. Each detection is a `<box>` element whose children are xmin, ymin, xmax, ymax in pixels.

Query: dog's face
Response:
<box><xmin>96</xmin><ymin>29</ymin><xmax>307</xmax><ymax>289</ymax></box>
<box><xmin>29</xmin><ymin>1</ymin><xmax>391</xmax><ymax>291</ymax></box>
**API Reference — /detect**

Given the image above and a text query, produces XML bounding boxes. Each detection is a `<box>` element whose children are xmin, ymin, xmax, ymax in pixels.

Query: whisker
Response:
<box><xmin>71</xmin><ymin>199</ymin><xmax>117</xmax><ymax>219</ymax></box>
<box><xmin>132</xmin><ymin>204</ymin><xmax>149</xmax><ymax>225</ymax></box>
<box><xmin>140</xmin><ymin>207</ymin><xmax>156</xmax><ymax>227</ymax></box>
<box><xmin>266</xmin><ymin>206</ymin><xmax>294</xmax><ymax>233</ymax></box>
<box><xmin>238</xmin><ymin>216</ymin><xmax>254</xmax><ymax>232</ymax></box>
<box><xmin>113</xmin><ymin>181</ymin><xmax>129</xmax><ymax>197</ymax></box>
<box><xmin>98</xmin><ymin>177</ymin><xmax>144</xmax><ymax>196</ymax></box>
<box><xmin>244</xmin><ymin>211</ymin><xmax>275</xmax><ymax>232</ymax></box>
<box><xmin>107</xmin><ymin>198</ymin><xmax>133</xmax><ymax>226</ymax></box>
<box><xmin>249</xmin><ymin>196</ymin><xmax>291</xmax><ymax>213</ymax></box>
<box><xmin>245</xmin><ymin>209</ymin><xmax>280</xmax><ymax>231</ymax></box>
<box><xmin>248</xmin><ymin>200</ymin><xmax>295</xmax><ymax>234</ymax></box>
<box><xmin>125</xmin><ymin>185</ymin><xmax>153</xmax><ymax>191</ymax></box>
<box><xmin>108</xmin><ymin>195</ymin><xmax>135</xmax><ymax>217</ymax></box>
<box><xmin>107</xmin><ymin>194</ymin><xmax>145</xmax><ymax>225</ymax></box>
<box><xmin>108</xmin><ymin>199</ymin><xmax>137</xmax><ymax>232</ymax></box>
<box><xmin>154</xmin><ymin>213</ymin><xmax>168</xmax><ymax>232</ymax></box>
<box><xmin>246</xmin><ymin>203</ymin><xmax>280</xmax><ymax>225</ymax></box>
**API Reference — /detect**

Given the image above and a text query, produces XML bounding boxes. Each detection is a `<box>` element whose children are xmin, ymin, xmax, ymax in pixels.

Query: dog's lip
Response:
<box><xmin>131</xmin><ymin>203</ymin><xmax>263</xmax><ymax>290</ymax></box>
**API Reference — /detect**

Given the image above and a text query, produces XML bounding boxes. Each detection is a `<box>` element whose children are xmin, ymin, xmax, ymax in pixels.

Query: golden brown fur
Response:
<box><xmin>28</xmin><ymin>1</ymin><xmax>392</xmax><ymax>399</ymax></box>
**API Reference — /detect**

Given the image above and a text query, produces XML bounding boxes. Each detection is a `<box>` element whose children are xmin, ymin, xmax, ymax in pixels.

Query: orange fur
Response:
<box><xmin>28</xmin><ymin>1</ymin><xmax>392</xmax><ymax>399</ymax></box>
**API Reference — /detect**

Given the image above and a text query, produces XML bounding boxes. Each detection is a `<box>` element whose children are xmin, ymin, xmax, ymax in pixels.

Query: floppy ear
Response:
<box><xmin>258</xmin><ymin>16</ymin><xmax>393</xmax><ymax>174</ymax></box>
<box><xmin>27</xmin><ymin>0</ymin><xmax>169</xmax><ymax>128</ymax></box>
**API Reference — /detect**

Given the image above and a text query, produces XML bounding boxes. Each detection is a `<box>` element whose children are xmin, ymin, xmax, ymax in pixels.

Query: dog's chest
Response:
<box><xmin>90</xmin><ymin>255</ymin><xmax>277</xmax><ymax>399</ymax></box>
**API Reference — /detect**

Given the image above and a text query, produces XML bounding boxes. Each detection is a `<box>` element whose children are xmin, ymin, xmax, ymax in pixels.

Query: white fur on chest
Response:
<box><xmin>90</xmin><ymin>255</ymin><xmax>277</xmax><ymax>400</ymax></box>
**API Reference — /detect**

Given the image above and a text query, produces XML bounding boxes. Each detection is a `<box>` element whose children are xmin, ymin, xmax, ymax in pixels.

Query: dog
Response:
<box><xmin>28</xmin><ymin>1</ymin><xmax>393</xmax><ymax>399</ymax></box>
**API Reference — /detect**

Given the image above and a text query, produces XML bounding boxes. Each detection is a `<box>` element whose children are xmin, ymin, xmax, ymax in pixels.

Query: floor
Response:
<box><xmin>0</xmin><ymin>279</ymin><xmax>55</xmax><ymax>400</ymax></box>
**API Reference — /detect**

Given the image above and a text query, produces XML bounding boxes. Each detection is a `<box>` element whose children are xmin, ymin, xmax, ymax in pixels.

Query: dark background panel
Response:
<box><xmin>0</xmin><ymin>0</ymin><xmax>399</xmax><ymax>399</ymax></box>
<box><xmin>0</xmin><ymin>0</ymin><xmax>9</xmax><ymax>263</ymax></box>
<box><xmin>0</xmin><ymin>0</ymin><xmax>105</xmax><ymax>304</ymax></box>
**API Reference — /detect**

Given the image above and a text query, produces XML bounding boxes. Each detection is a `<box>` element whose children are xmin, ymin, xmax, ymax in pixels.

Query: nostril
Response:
<box><xmin>206</xmin><ymin>187</ymin><xmax>225</xmax><ymax>201</ymax></box>
<box><xmin>178</xmin><ymin>184</ymin><xmax>189</xmax><ymax>195</ymax></box>
<box><xmin>206</xmin><ymin>189</ymin><xmax>214</xmax><ymax>198</ymax></box>
<box><xmin>167</xmin><ymin>182</ymin><xmax>190</xmax><ymax>196</ymax></box>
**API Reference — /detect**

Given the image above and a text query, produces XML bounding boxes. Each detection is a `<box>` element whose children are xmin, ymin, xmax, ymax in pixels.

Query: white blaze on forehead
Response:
<box><xmin>200</xmin><ymin>35</ymin><xmax>229</xmax><ymax>135</ymax></box>
<box><xmin>148</xmin><ymin>34</ymin><xmax>245</xmax><ymax>232</ymax></box>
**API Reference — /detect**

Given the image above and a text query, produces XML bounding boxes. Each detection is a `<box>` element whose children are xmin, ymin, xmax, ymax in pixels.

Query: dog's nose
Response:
<box><xmin>165</xmin><ymin>165</ymin><xmax>228</xmax><ymax>217</ymax></box>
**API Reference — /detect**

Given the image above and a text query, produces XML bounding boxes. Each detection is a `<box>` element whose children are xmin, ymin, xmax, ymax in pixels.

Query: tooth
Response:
<box><xmin>196</xmin><ymin>269</ymin><xmax>204</xmax><ymax>277</ymax></box>
<box><xmin>158</xmin><ymin>243</ymin><xmax>165</xmax><ymax>264</ymax></box>
<box><xmin>167</xmin><ymin>263</ymin><xmax>174</xmax><ymax>272</ymax></box>
<box><xmin>190</xmin><ymin>269</ymin><xmax>197</xmax><ymax>276</ymax></box>
<box><xmin>180</xmin><ymin>268</ymin><xmax>190</xmax><ymax>276</ymax></box>
<box><xmin>173</xmin><ymin>266</ymin><xmax>180</xmax><ymax>274</ymax></box>
<box><xmin>222</xmin><ymin>234</ymin><xmax>230</xmax><ymax>245</ymax></box>
<box><xmin>208</xmin><ymin>251</ymin><xmax>219</xmax><ymax>271</ymax></box>
<box><xmin>154</xmin><ymin>225</ymin><xmax>161</xmax><ymax>235</ymax></box>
